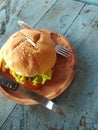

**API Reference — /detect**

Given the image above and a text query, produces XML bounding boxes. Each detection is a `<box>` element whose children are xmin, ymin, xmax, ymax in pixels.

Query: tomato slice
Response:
<box><xmin>22</xmin><ymin>81</ymin><xmax>43</xmax><ymax>90</ymax></box>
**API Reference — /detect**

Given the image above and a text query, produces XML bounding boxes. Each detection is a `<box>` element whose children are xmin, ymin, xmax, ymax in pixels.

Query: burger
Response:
<box><xmin>0</xmin><ymin>29</ymin><xmax>57</xmax><ymax>89</ymax></box>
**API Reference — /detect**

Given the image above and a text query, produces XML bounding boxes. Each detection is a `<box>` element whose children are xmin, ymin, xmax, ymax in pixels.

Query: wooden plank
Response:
<box><xmin>0</xmin><ymin>0</ymin><xmax>57</xmax><ymax>47</ymax></box>
<box><xmin>64</xmin><ymin>3</ymin><xmax>98</xmax><ymax>129</ymax></box>
<box><xmin>0</xmin><ymin>95</ymin><xmax>16</xmax><ymax>128</ymax></box>
<box><xmin>35</xmin><ymin>0</ymin><xmax>84</xmax><ymax>34</ymax></box>
<box><xmin>74</xmin><ymin>0</ymin><xmax>98</xmax><ymax>5</ymax></box>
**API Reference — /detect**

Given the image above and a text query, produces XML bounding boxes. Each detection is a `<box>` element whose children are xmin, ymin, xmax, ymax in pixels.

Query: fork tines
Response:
<box><xmin>55</xmin><ymin>44</ymin><xmax>72</xmax><ymax>58</ymax></box>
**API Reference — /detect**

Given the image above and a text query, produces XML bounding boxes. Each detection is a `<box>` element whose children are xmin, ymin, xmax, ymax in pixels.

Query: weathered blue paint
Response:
<box><xmin>0</xmin><ymin>95</ymin><xmax>16</xmax><ymax>127</ymax></box>
<box><xmin>74</xmin><ymin>0</ymin><xmax>98</xmax><ymax>5</ymax></box>
<box><xmin>36</xmin><ymin>0</ymin><xmax>84</xmax><ymax>34</ymax></box>
<box><xmin>0</xmin><ymin>0</ymin><xmax>98</xmax><ymax>130</ymax></box>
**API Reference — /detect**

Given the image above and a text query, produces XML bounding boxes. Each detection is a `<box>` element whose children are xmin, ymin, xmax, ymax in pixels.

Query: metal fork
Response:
<box><xmin>55</xmin><ymin>44</ymin><xmax>72</xmax><ymax>58</ymax></box>
<box><xmin>18</xmin><ymin>20</ymin><xmax>72</xmax><ymax>58</ymax></box>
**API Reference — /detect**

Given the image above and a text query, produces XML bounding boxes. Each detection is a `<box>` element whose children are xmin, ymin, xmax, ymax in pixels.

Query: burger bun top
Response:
<box><xmin>2</xmin><ymin>29</ymin><xmax>57</xmax><ymax>77</ymax></box>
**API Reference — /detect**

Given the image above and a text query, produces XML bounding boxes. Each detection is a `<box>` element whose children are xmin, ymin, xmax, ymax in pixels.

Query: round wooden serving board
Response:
<box><xmin>0</xmin><ymin>29</ymin><xmax>77</xmax><ymax>105</ymax></box>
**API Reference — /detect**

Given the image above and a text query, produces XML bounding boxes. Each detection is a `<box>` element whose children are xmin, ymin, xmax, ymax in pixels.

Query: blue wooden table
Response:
<box><xmin>0</xmin><ymin>0</ymin><xmax>98</xmax><ymax>129</ymax></box>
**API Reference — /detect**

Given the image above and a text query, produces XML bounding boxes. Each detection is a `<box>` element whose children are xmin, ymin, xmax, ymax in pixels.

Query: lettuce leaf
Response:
<box><xmin>32</xmin><ymin>70</ymin><xmax>51</xmax><ymax>85</ymax></box>
<box><xmin>10</xmin><ymin>70</ymin><xmax>52</xmax><ymax>85</ymax></box>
